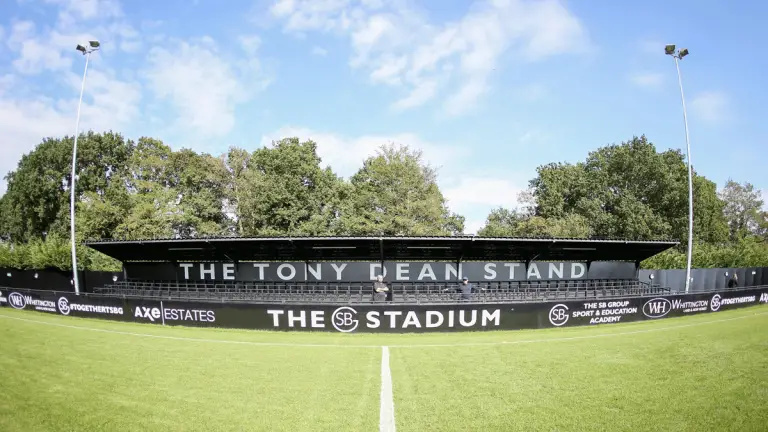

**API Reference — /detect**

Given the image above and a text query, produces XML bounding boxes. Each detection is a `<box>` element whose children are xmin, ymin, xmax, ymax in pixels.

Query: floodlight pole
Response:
<box><xmin>70</xmin><ymin>44</ymin><xmax>98</xmax><ymax>295</ymax></box>
<box><xmin>668</xmin><ymin>47</ymin><xmax>693</xmax><ymax>293</ymax></box>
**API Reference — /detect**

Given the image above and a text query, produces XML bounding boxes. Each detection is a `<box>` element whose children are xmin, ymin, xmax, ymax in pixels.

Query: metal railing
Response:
<box><xmin>91</xmin><ymin>279</ymin><xmax>671</xmax><ymax>305</ymax></box>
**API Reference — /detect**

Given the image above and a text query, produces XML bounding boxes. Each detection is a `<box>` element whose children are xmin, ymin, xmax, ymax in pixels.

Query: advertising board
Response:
<box><xmin>1</xmin><ymin>288</ymin><xmax>766</xmax><ymax>333</ymax></box>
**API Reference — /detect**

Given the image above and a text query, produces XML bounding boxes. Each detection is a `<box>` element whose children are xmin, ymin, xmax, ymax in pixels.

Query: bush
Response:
<box><xmin>0</xmin><ymin>237</ymin><xmax>122</xmax><ymax>271</ymax></box>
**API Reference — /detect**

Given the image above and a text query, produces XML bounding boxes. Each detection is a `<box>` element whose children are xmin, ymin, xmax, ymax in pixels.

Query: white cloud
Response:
<box><xmin>311</xmin><ymin>46</ymin><xmax>328</xmax><ymax>56</ymax></box>
<box><xmin>391</xmin><ymin>80</ymin><xmax>437</xmax><ymax>111</ymax></box>
<box><xmin>260</xmin><ymin>126</ymin><xmax>530</xmax><ymax>234</ymax></box>
<box><xmin>44</xmin><ymin>0</ymin><xmax>123</xmax><ymax>24</ymax></box>
<box><xmin>0</xmin><ymin>0</ymin><xmax>142</xmax><ymax>194</ymax></box>
<box><xmin>44</xmin><ymin>0</ymin><xmax>123</xmax><ymax>18</ymax></box>
<box><xmin>239</xmin><ymin>35</ymin><xmax>262</xmax><ymax>55</ymax></box>
<box><xmin>6</xmin><ymin>2</ymin><xmax>141</xmax><ymax>74</ymax></box>
<box><xmin>443</xmin><ymin>177</ymin><xmax>528</xmax><ymax>234</ymax></box>
<box><xmin>628</xmin><ymin>71</ymin><xmax>664</xmax><ymax>89</ymax></box>
<box><xmin>6</xmin><ymin>21</ymin><xmax>76</xmax><ymax>75</ymax></box>
<box><xmin>109</xmin><ymin>21</ymin><xmax>142</xmax><ymax>53</ymax></box>
<box><xmin>0</xmin><ymin>69</ymin><xmax>142</xmax><ymax>194</ymax></box>
<box><xmin>144</xmin><ymin>39</ymin><xmax>269</xmax><ymax>138</ymax></box>
<box><xmin>690</xmin><ymin>91</ymin><xmax>730</xmax><ymax>122</ymax></box>
<box><xmin>269</xmin><ymin>0</ymin><xmax>590</xmax><ymax>115</ymax></box>
<box><xmin>444</xmin><ymin>79</ymin><xmax>487</xmax><ymax>116</ymax></box>
<box><xmin>7</xmin><ymin>21</ymin><xmax>35</xmax><ymax>46</ymax></box>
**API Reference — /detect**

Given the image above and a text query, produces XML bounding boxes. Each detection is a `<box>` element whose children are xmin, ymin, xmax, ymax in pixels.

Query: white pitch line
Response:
<box><xmin>0</xmin><ymin>310</ymin><xmax>766</xmax><ymax>349</ymax></box>
<box><xmin>380</xmin><ymin>346</ymin><xmax>396</xmax><ymax>432</ymax></box>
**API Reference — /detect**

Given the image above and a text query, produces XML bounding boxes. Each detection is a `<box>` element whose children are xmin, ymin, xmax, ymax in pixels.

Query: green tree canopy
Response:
<box><xmin>718</xmin><ymin>179</ymin><xmax>765</xmax><ymax>241</ymax></box>
<box><xmin>342</xmin><ymin>144</ymin><xmax>464</xmax><ymax>235</ymax></box>
<box><xmin>524</xmin><ymin>135</ymin><xmax>728</xmax><ymax>242</ymax></box>
<box><xmin>1</xmin><ymin>130</ymin><xmax>765</xmax><ymax>271</ymax></box>
<box><xmin>2</xmin><ymin>131</ymin><xmax>133</xmax><ymax>242</ymax></box>
<box><xmin>235</xmin><ymin>138</ymin><xmax>348</xmax><ymax>236</ymax></box>
<box><xmin>478</xmin><ymin>208</ymin><xmax>591</xmax><ymax>238</ymax></box>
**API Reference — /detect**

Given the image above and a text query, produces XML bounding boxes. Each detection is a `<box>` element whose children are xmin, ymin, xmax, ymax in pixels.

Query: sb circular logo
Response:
<box><xmin>548</xmin><ymin>304</ymin><xmax>569</xmax><ymax>327</ymax></box>
<box><xmin>58</xmin><ymin>297</ymin><xmax>71</xmax><ymax>315</ymax></box>
<box><xmin>331</xmin><ymin>306</ymin><xmax>359</xmax><ymax>333</ymax></box>
<box><xmin>710</xmin><ymin>294</ymin><xmax>722</xmax><ymax>312</ymax></box>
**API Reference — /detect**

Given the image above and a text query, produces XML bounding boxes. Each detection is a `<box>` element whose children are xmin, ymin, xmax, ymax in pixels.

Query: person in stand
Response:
<box><xmin>372</xmin><ymin>274</ymin><xmax>390</xmax><ymax>302</ymax></box>
<box><xmin>728</xmin><ymin>273</ymin><xmax>739</xmax><ymax>288</ymax></box>
<box><xmin>445</xmin><ymin>277</ymin><xmax>478</xmax><ymax>301</ymax></box>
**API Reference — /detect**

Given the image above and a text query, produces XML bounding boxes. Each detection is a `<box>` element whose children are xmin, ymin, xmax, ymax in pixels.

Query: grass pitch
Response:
<box><xmin>1</xmin><ymin>306</ymin><xmax>767</xmax><ymax>431</ymax></box>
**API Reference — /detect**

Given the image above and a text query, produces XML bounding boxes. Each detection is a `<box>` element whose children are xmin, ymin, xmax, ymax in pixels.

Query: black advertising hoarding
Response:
<box><xmin>0</xmin><ymin>289</ymin><xmax>127</xmax><ymax>322</ymax></box>
<box><xmin>1</xmin><ymin>288</ymin><xmax>767</xmax><ymax>333</ymax></box>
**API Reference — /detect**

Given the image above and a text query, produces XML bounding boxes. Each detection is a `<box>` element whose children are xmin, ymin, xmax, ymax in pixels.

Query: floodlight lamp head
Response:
<box><xmin>664</xmin><ymin>44</ymin><xmax>676</xmax><ymax>55</ymax></box>
<box><xmin>76</xmin><ymin>44</ymin><xmax>87</xmax><ymax>53</ymax></box>
<box><xmin>678</xmin><ymin>48</ymin><xmax>689</xmax><ymax>58</ymax></box>
<box><xmin>89</xmin><ymin>40</ymin><xmax>100</xmax><ymax>48</ymax></box>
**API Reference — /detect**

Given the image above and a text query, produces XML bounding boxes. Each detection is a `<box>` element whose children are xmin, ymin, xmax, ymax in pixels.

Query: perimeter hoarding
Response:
<box><xmin>2</xmin><ymin>288</ymin><xmax>767</xmax><ymax>333</ymax></box>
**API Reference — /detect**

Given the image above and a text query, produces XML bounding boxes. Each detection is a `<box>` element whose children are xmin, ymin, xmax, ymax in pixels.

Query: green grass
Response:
<box><xmin>1</xmin><ymin>306</ymin><xmax>767</xmax><ymax>431</ymax></box>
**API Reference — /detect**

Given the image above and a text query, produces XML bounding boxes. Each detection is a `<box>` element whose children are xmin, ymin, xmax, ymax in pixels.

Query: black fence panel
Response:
<box><xmin>0</xmin><ymin>268</ymin><xmax>123</xmax><ymax>293</ymax></box>
<box><xmin>639</xmin><ymin>267</ymin><xmax>768</xmax><ymax>292</ymax></box>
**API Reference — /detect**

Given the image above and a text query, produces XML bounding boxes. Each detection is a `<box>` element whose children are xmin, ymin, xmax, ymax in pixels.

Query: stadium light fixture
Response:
<box><xmin>665</xmin><ymin>44</ymin><xmax>694</xmax><ymax>294</ymax></box>
<box><xmin>70</xmin><ymin>40</ymin><xmax>100</xmax><ymax>296</ymax></box>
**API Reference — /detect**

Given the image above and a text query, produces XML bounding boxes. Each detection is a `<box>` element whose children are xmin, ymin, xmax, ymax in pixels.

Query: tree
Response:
<box><xmin>343</xmin><ymin>144</ymin><xmax>464</xmax><ymax>235</ymax></box>
<box><xmin>642</xmin><ymin>236</ymin><xmax>768</xmax><ymax>269</ymax></box>
<box><xmin>526</xmin><ymin>135</ymin><xmax>728</xmax><ymax>242</ymax></box>
<box><xmin>718</xmin><ymin>180</ymin><xmax>764</xmax><ymax>241</ymax></box>
<box><xmin>224</xmin><ymin>147</ymin><xmax>252</xmax><ymax>235</ymax></box>
<box><xmin>1</xmin><ymin>131</ymin><xmax>133</xmax><ymax>242</ymax></box>
<box><xmin>478</xmin><ymin>208</ymin><xmax>591</xmax><ymax>238</ymax></box>
<box><xmin>758</xmin><ymin>212</ymin><xmax>768</xmax><ymax>241</ymax></box>
<box><xmin>0</xmin><ymin>195</ymin><xmax>12</xmax><ymax>241</ymax></box>
<box><xmin>692</xmin><ymin>176</ymin><xmax>729</xmax><ymax>244</ymax></box>
<box><xmin>0</xmin><ymin>234</ymin><xmax>121</xmax><ymax>271</ymax></box>
<box><xmin>236</xmin><ymin>138</ymin><xmax>347</xmax><ymax>236</ymax></box>
<box><xmin>113</xmin><ymin>137</ymin><xmax>176</xmax><ymax>240</ymax></box>
<box><xmin>478</xmin><ymin>208</ymin><xmax>526</xmax><ymax>237</ymax></box>
<box><xmin>165</xmin><ymin>149</ymin><xmax>230</xmax><ymax>237</ymax></box>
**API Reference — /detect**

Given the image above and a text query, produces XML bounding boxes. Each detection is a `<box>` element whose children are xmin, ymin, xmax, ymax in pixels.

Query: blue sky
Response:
<box><xmin>1</xmin><ymin>0</ymin><xmax>766</xmax><ymax>233</ymax></box>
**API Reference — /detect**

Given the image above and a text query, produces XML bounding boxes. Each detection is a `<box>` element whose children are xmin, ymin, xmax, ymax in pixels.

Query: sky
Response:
<box><xmin>1</xmin><ymin>0</ymin><xmax>766</xmax><ymax>234</ymax></box>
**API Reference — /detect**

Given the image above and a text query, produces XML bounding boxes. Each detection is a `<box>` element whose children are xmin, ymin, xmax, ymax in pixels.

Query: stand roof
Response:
<box><xmin>85</xmin><ymin>236</ymin><xmax>678</xmax><ymax>263</ymax></box>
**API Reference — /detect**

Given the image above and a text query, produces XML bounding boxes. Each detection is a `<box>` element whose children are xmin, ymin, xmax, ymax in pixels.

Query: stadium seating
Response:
<box><xmin>93</xmin><ymin>279</ymin><xmax>669</xmax><ymax>304</ymax></box>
